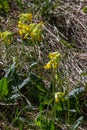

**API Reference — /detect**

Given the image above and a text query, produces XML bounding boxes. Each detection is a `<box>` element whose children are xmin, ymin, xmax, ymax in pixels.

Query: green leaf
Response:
<box><xmin>0</xmin><ymin>77</ymin><xmax>8</xmax><ymax>98</ymax></box>
<box><xmin>72</xmin><ymin>116</ymin><xmax>83</xmax><ymax>130</ymax></box>
<box><xmin>14</xmin><ymin>77</ymin><xmax>30</xmax><ymax>92</ymax></box>
<box><xmin>5</xmin><ymin>62</ymin><xmax>16</xmax><ymax>78</ymax></box>
<box><xmin>30</xmin><ymin>73</ymin><xmax>46</xmax><ymax>93</ymax></box>
<box><xmin>30</xmin><ymin>62</ymin><xmax>37</xmax><ymax>69</ymax></box>
<box><xmin>50</xmin><ymin>121</ymin><xmax>55</xmax><ymax>130</ymax></box>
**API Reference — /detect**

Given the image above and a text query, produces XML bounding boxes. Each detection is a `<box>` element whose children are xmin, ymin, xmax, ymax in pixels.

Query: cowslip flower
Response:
<box><xmin>30</xmin><ymin>21</ymin><xmax>43</xmax><ymax>41</ymax></box>
<box><xmin>18</xmin><ymin>20</ymin><xmax>23</xmax><ymax>28</ymax></box>
<box><xmin>49</xmin><ymin>52</ymin><xmax>60</xmax><ymax>59</ymax></box>
<box><xmin>18</xmin><ymin>21</ymin><xmax>30</xmax><ymax>36</ymax></box>
<box><xmin>0</xmin><ymin>31</ymin><xmax>12</xmax><ymax>38</ymax></box>
<box><xmin>44</xmin><ymin>60</ymin><xmax>52</xmax><ymax>69</ymax></box>
<box><xmin>28</xmin><ymin>23</ymin><xmax>37</xmax><ymax>33</ymax></box>
<box><xmin>55</xmin><ymin>92</ymin><xmax>65</xmax><ymax>103</ymax></box>
<box><xmin>0</xmin><ymin>31</ymin><xmax>12</xmax><ymax>44</ymax></box>
<box><xmin>44</xmin><ymin>52</ymin><xmax>61</xmax><ymax>70</ymax></box>
<box><xmin>24</xmin><ymin>23</ymin><xmax>37</xmax><ymax>39</ymax></box>
<box><xmin>44</xmin><ymin>59</ymin><xmax>58</xmax><ymax>70</ymax></box>
<box><xmin>18</xmin><ymin>13</ymin><xmax>44</xmax><ymax>41</ymax></box>
<box><xmin>18</xmin><ymin>21</ymin><xmax>37</xmax><ymax>38</ymax></box>
<box><xmin>19</xmin><ymin>13</ymin><xmax>32</xmax><ymax>23</ymax></box>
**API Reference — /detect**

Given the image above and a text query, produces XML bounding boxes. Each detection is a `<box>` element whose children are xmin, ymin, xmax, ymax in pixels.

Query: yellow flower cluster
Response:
<box><xmin>18</xmin><ymin>13</ymin><xmax>43</xmax><ymax>41</ymax></box>
<box><xmin>55</xmin><ymin>92</ymin><xmax>65</xmax><ymax>103</ymax></box>
<box><xmin>0</xmin><ymin>31</ymin><xmax>12</xmax><ymax>44</ymax></box>
<box><xmin>44</xmin><ymin>52</ymin><xmax>61</xmax><ymax>70</ymax></box>
<box><xmin>19</xmin><ymin>13</ymin><xmax>32</xmax><ymax>23</ymax></box>
<box><xmin>30</xmin><ymin>22</ymin><xmax>43</xmax><ymax>41</ymax></box>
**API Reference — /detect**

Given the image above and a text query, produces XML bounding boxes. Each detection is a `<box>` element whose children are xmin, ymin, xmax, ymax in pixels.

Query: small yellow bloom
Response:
<box><xmin>19</xmin><ymin>13</ymin><xmax>32</xmax><ymax>23</ymax></box>
<box><xmin>44</xmin><ymin>59</ymin><xmax>58</xmax><ymax>70</ymax></box>
<box><xmin>30</xmin><ymin>22</ymin><xmax>43</xmax><ymax>41</ymax></box>
<box><xmin>44</xmin><ymin>61</ymin><xmax>52</xmax><ymax>69</ymax></box>
<box><xmin>23</xmin><ymin>23</ymin><xmax>36</xmax><ymax>39</ymax></box>
<box><xmin>18</xmin><ymin>30</ymin><xmax>23</xmax><ymax>36</ymax></box>
<box><xmin>55</xmin><ymin>92</ymin><xmax>65</xmax><ymax>103</ymax></box>
<box><xmin>18</xmin><ymin>22</ymin><xmax>29</xmax><ymax>37</ymax></box>
<box><xmin>51</xmin><ymin>59</ymin><xmax>58</xmax><ymax>69</ymax></box>
<box><xmin>44</xmin><ymin>52</ymin><xmax>61</xmax><ymax>70</ymax></box>
<box><xmin>0</xmin><ymin>31</ymin><xmax>12</xmax><ymax>38</ymax></box>
<box><xmin>49</xmin><ymin>52</ymin><xmax>60</xmax><ymax>59</ymax></box>
<box><xmin>0</xmin><ymin>31</ymin><xmax>12</xmax><ymax>44</ymax></box>
<box><xmin>18</xmin><ymin>14</ymin><xmax>43</xmax><ymax>41</ymax></box>
<box><xmin>18</xmin><ymin>20</ymin><xmax>23</xmax><ymax>28</ymax></box>
<box><xmin>28</xmin><ymin>23</ymin><xmax>37</xmax><ymax>33</ymax></box>
<box><xmin>18</xmin><ymin>21</ymin><xmax>37</xmax><ymax>39</ymax></box>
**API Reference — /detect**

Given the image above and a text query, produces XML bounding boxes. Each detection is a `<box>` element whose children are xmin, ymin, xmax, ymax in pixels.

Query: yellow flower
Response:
<box><xmin>18</xmin><ymin>30</ymin><xmax>23</xmax><ymax>36</ymax></box>
<box><xmin>51</xmin><ymin>59</ymin><xmax>58</xmax><ymax>69</ymax></box>
<box><xmin>18</xmin><ymin>22</ymin><xmax>29</xmax><ymax>36</ymax></box>
<box><xmin>49</xmin><ymin>52</ymin><xmax>60</xmax><ymax>59</ymax></box>
<box><xmin>28</xmin><ymin>23</ymin><xmax>37</xmax><ymax>33</ymax></box>
<box><xmin>55</xmin><ymin>92</ymin><xmax>65</xmax><ymax>103</ymax></box>
<box><xmin>0</xmin><ymin>31</ymin><xmax>12</xmax><ymax>39</ymax></box>
<box><xmin>18</xmin><ymin>20</ymin><xmax>23</xmax><ymax>28</ymax></box>
<box><xmin>18</xmin><ymin>16</ymin><xmax>44</xmax><ymax>41</ymax></box>
<box><xmin>44</xmin><ymin>59</ymin><xmax>58</xmax><ymax>70</ymax></box>
<box><xmin>0</xmin><ymin>31</ymin><xmax>12</xmax><ymax>44</ymax></box>
<box><xmin>44</xmin><ymin>52</ymin><xmax>61</xmax><ymax>70</ymax></box>
<box><xmin>18</xmin><ymin>21</ymin><xmax>37</xmax><ymax>38</ymax></box>
<box><xmin>24</xmin><ymin>23</ymin><xmax>36</xmax><ymax>39</ymax></box>
<box><xmin>19</xmin><ymin>13</ymin><xmax>32</xmax><ymax>23</ymax></box>
<box><xmin>44</xmin><ymin>61</ymin><xmax>52</xmax><ymax>69</ymax></box>
<box><xmin>30</xmin><ymin>21</ymin><xmax>43</xmax><ymax>41</ymax></box>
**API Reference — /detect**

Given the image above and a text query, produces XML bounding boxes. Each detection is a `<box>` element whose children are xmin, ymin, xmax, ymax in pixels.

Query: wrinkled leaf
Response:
<box><xmin>30</xmin><ymin>73</ymin><xmax>46</xmax><ymax>93</ymax></box>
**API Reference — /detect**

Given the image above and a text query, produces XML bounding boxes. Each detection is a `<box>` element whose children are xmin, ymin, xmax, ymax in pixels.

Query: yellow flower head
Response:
<box><xmin>18</xmin><ymin>20</ymin><xmax>23</xmax><ymax>28</ymax></box>
<box><xmin>18</xmin><ymin>17</ymin><xmax>44</xmax><ymax>40</ymax></box>
<box><xmin>55</xmin><ymin>92</ymin><xmax>65</xmax><ymax>103</ymax></box>
<box><xmin>0</xmin><ymin>31</ymin><xmax>12</xmax><ymax>44</ymax></box>
<box><xmin>23</xmin><ymin>23</ymin><xmax>37</xmax><ymax>39</ymax></box>
<box><xmin>44</xmin><ymin>61</ymin><xmax>52</xmax><ymax>69</ymax></box>
<box><xmin>19</xmin><ymin>13</ymin><xmax>32</xmax><ymax>23</ymax></box>
<box><xmin>18</xmin><ymin>22</ymin><xmax>29</xmax><ymax>36</ymax></box>
<box><xmin>28</xmin><ymin>23</ymin><xmax>37</xmax><ymax>33</ymax></box>
<box><xmin>0</xmin><ymin>31</ymin><xmax>12</xmax><ymax>38</ymax></box>
<box><xmin>18</xmin><ymin>22</ymin><xmax>37</xmax><ymax>38</ymax></box>
<box><xmin>30</xmin><ymin>21</ymin><xmax>44</xmax><ymax>41</ymax></box>
<box><xmin>44</xmin><ymin>52</ymin><xmax>61</xmax><ymax>70</ymax></box>
<box><xmin>49</xmin><ymin>52</ymin><xmax>60</xmax><ymax>59</ymax></box>
<box><xmin>50</xmin><ymin>59</ymin><xmax>58</xmax><ymax>69</ymax></box>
